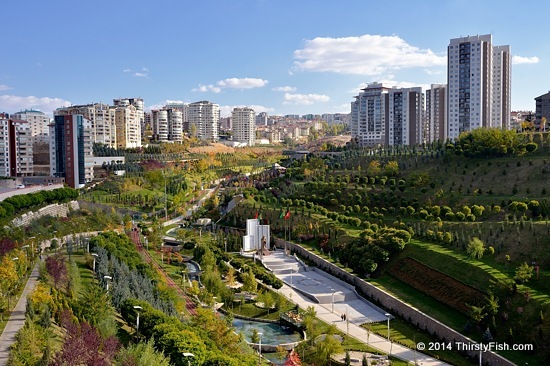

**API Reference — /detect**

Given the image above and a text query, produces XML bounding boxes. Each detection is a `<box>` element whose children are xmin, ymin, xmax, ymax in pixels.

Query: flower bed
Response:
<box><xmin>389</xmin><ymin>257</ymin><xmax>485</xmax><ymax>314</ymax></box>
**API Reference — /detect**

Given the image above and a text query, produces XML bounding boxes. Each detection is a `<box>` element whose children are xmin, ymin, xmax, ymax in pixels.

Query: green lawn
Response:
<box><xmin>367</xmin><ymin>317</ymin><xmax>474</xmax><ymax>366</ymax></box>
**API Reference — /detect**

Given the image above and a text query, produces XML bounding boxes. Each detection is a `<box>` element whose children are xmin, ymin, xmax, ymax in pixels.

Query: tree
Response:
<box><xmin>514</xmin><ymin>262</ymin><xmax>534</xmax><ymax>284</ymax></box>
<box><xmin>466</xmin><ymin>237</ymin><xmax>485</xmax><ymax>259</ymax></box>
<box><xmin>314</xmin><ymin>333</ymin><xmax>344</xmax><ymax>365</ymax></box>
<box><xmin>0</xmin><ymin>255</ymin><xmax>18</xmax><ymax>308</ymax></box>
<box><xmin>115</xmin><ymin>339</ymin><xmax>171</xmax><ymax>366</ymax></box>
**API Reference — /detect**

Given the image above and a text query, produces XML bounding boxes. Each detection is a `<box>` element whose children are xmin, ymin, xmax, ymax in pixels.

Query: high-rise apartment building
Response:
<box><xmin>447</xmin><ymin>34</ymin><xmax>511</xmax><ymax>139</ymax></box>
<box><xmin>151</xmin><ymin>109</ymin><xmax>169</xmax><ymax>141</ymax></box>
<box><xmin>113</xmin><ymin>98</ymin><xmax>144</xmax><ymax>141</ymax></box>
<box><xmin>386</xmin><ymin>87</ymin><xmax>424</xmax><ymax>146</ymax></box>
<box><xmin>350</xmin><ymin>82</ymin><xmax>391</xmax><ymax>146</ymax></box>
<box><xmin>256</xmin><ymin>112</ymin><xmax>268</xmax><ymax>126</ymax></box>
<box><xmin>167</xmin><ymin>108</ymin><xmax>183</xmax><ymax>142</ymax></box>
<box><xmin>55</xmin><ymin>103</ymin><xmax>117</xmax><ymax>147</ymax></box>
<box><xmin>426</xmin><ymin>84</ymin><xmax>447</xmax><ymax>142</ymax></box>
<box><xmin>115</xmin><ymin>104</ymin><xmax>141</xmax><ymax>149</ymax></box>
<box><xmin>11</xmin><ymin>109</ymin><xmax>50</xmax><ymax>144</ymax></box>
<box><xmin>50</xmin><ymin>114</ymin><xmax>94</xmax><ymax>188</ymax></box>
<box><xmin>232</xmin><ymin>107</ymin><xmax>256</xmax><ymax>146</ymax></box>
<box><xmin>0</xmin><ymin>113</ymin><xmax>33</xmax><ymax>177</ymax></box>
<box><xmin>188</xmin><ymin>101</ymin><xmax>220</xmax><ymax>141</ymax></box>
<box><xmin>535</xmin><ymin>91</ymin><xmax>550</xmax><ymax>129</ymax></box>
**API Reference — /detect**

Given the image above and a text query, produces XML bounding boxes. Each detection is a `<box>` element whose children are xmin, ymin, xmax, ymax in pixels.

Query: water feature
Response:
<box><xmin>232</xmin><ymin>318</ymin><xmax>302</xmax><ymax>347</ymax></box>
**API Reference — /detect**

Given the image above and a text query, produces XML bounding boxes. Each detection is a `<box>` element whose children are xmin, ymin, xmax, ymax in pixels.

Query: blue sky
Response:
<box><xmin>0</xmin><ymin>0</ymin><xmax>546</xmax><ymax>117</ymax></box>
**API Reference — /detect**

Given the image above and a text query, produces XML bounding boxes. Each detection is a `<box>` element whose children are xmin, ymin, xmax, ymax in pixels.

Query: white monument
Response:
<box><xmin>242</xmin><ymin>218</ymin><xmax>270</xmax><ymax>252</ymax></box>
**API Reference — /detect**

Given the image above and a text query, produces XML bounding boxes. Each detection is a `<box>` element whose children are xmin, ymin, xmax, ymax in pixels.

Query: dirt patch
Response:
<box><xmin>389</xmin><ymin>257</ymin><xmax>485</xmax><ymax>314</ymax></box>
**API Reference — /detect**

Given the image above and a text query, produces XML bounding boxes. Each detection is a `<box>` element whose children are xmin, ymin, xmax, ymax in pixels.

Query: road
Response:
<box><xmin>0</xmin><ymin>260</ymin><xmax>41</xmax><ymax>366</ymax></box>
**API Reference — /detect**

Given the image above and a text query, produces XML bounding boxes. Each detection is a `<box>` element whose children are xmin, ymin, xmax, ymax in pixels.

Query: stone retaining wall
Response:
<box><xmin>12</xmin><ymin>201</ymin><xmax>80</xmax><ymax>227</ymax></box>
<box><xmin>275</xmin><ymin>238</ymin><xmax>514</xmax><ymax>366</ymax></box>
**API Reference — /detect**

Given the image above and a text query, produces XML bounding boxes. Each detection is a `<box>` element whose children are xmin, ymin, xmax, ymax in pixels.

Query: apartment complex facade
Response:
<box><xmin>50</xmin><ymin>114</ymin><xmax>94</xmax><ymax>188</ymax></box>
<box><xmin>232</xmin><ymin>107</ymin><xmax>256</xmax><ymax>146</ymax></box>
<box><xmin>188</xmin><ymin>101</ymin><xmax>220</xmax><ymax>141</ymax></box>
<box><xmin>350</xmin><ymin>82</ymin><xmax>391</xmax><ymax>146</ymax></box>
<box><xmin>426</xmin><ymin>84</ymin><xmax>447</xmax><ymax>142</ymax></box>
<box><xmin>55</xmin><ymin>100</ymin><xmax>141</xmax><ymax>149</ymax></box>
<box><xmin>386</xmin><ymin>87</ymin><xmax>424</xmax><ymax>146</ymax></box>
<box><xmin>11</xmin><ymin>109</ymin><xmax>50</xmax><ymax>144</ymax></box>
<box><xmin>535</xmin><ymin>91</ymin><xmax>550</xmax><ymax>129</ymax></box>
<box><xmin>0</xmin><ymin>113</ymin><xmax>33</xmax><ymax>177</ymax></box>
<box><xmin>447</xmin><ymin>34</ymin><xmax>511</xmax><ymax>139</ymax></box>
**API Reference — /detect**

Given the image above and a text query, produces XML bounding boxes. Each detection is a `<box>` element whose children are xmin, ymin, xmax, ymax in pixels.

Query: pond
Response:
<box><xmin>232</xmin><ymin>318</ymin><xmax>302</xmax><ymax>346</ymax></box>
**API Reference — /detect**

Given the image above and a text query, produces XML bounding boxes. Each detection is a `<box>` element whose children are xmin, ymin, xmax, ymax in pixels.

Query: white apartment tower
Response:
<box><xmin>115</xmin><ymin>104</ymin><xmax>141</xmax><ymax>149</ymax></box>
<box><xmin>232</xmin><ymin>107</ymin><xmax>256</xmax><ymax>146</ymax></box>
<box><xmin>188</xmin><ymin>101</ymin><xmax>220</xmax><ymax>141</ymax></box>
<box><xmin>0</xmin><ymin>114</ymin><xmax>33</xmax><ymax>177</ymax></box>
<box><xmin>386</xmin><ymin>87</ymin><xmax>424</xmax><ymax>146</ymax></box>
<box><xmin>168</xmin><ymin>109</ymin><xmax>183</xmax><ymax>142</ymax></box>
<box><xmin>447</xmin><ymin>34</ymin><xmax>511</xmax><ymax>139</ymax></box>
<box><xmin>351</xmin><ymin>82</ymin><xmax>391</xmax><ymax>146</ymax></box>
<box><xmin>151</xmin><ymin>110</ymin><xmax>169</xmax><ymax>141</ymax></box>
<box><xmin>113</xmin><ymin>98</ymin><xmax>145</xmax><ymax>140</ymax></box>
<box><xmin>11</xmin><ymin>109</ymin><xmax>50</xmax><ymax>144</ymax></box>
<box><xmin>426</xmin><ymin>84</ymin><xmax>447</xmax><ymax>142</ymax></box>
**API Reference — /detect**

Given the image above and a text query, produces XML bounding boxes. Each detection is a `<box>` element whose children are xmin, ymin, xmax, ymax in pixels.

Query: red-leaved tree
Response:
<box><xmin>50</xmin><ymin>310</ymin><xmax>119</xmax><ymax>366</ymax></box>
<box><xmin>45</xmin><ymin>254</ymin><xmax>68</xmax><ymax>290</ymax></box>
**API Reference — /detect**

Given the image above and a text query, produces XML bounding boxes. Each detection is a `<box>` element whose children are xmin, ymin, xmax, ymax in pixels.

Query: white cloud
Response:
<box><xmin>216</xmin><ymin>78</ymin><xmax>268</xmax><ymax>89</ymax></box>
<box><xmin>141</xmin><ymin>67</ymin><xmax>149</xmax><ymax>72</ymax></box>
<box><xmin>123</xmin><ymin>68</ymin><xmax>131</xmax><ymax>73</ymax></box>
<box><xmin>146</xmin><ymin>100</ymin><xmax>190</xmax><ymax>111</ymax></box>
<box><xmin>512</xmin><ymin>55</ymin><xmax>539</xmax><ymax>65</ymax></box>
<box><xmin>192</xmin><ymin>84</ymin><xmax>222</xmax><ymax>93</ymax></box>
<box><xmin>0</xmin><ymin>85</ymin><xmax>12</xmax><ymax>91</ymax></box>
<box><xmin>283</xmin><ymin>93</ymin><xmax>330</xmax><ymax>105</ymax></box>
<box><xmin>424</xmin><ymin>69</ymin><xmax>443</xmax><ymax>75</ymax></box>
<box><xmin>219</xmin><ymin>104</ymin><xmax>274</xmax><ymax>118</ymax></box>
<box><xmin>193</xmin><ymin>77</ymin><xmax>268</xmax><ymax>93</ymax></box>
<box><xmin>0</xmin><ymin>95</ymin><xmax>71</xmax><ymax>115</ymax></box>
<box><xmin>134</xmin><ymin>72</ymin><xmax>148</xmax><ymax>78</ymax></box>
<box><xmin>293</xmin><ymin>34</ymin><xmax>446</xmax><ymax>75</ymax></box>
<box><xmin>272</xmin><ymin>86</ymin><xmax>297</xmax><ymax>92</ymax></box>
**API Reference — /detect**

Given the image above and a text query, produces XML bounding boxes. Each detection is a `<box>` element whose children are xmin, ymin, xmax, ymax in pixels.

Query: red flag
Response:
<box><xmin>253</xmin><ymin>211</ymin><xmax>259</xmax><ymax>219</ymax></box>
<box><xmin>284</xmin><ymin>210</ymin><xmax>291</xmax><ymax>220</ymax></box>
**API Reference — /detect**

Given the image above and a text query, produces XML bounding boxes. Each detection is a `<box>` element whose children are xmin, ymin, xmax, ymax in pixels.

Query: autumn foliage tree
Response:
<box><xmin>45</xmin><ymin>254</ymin><xmax>68</xmax><ymax>290</ymax></box>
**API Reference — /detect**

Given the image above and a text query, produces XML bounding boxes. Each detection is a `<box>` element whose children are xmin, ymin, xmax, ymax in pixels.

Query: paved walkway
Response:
<box><xmin>0</xmin><ymin>260</ymin><xmax>41</xmax><ymax>366</ymax></box>
<box><xmin>260</xmin><ymin>251</ymin><xmax>449</xmax><ymax>366</ymax></box>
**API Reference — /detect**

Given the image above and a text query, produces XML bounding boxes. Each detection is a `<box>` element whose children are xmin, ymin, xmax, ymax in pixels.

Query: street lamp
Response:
<box><xmin>133</xmin><ymin>305</ymin><xmax>142</xmax><ymax>336</ymax></box>
<box><xmin>258</xmin><ymin>332</ymin><xmax>263</xmax><ymax>365</ymax></box>
<box><xmin>385</xmin><ymin>313</ymin><xmax>391</xmax><ymax>340</ymax></box>
<box><xmin>104</xmin><ymin>275</ymin><xmax>112</xmax><ymax>291</ymax></box>
<box><xmin>91</xmin><ymin>253</ymin><xmax>98</xmax><ymax>272</ymax></box>
<box><xmin>287</xmin><ymin>268</ymin><xmax>294</xmax><ymax>287</ymax></box>
<box><xmin>331</xmin><ymin>289</ymin><xmax>335</xmax><ymax>313</ymax></box>
<box><xmin>182</xmin><ymin>352</ymin><xmax>195</xmax><ymax>366</ymax></box>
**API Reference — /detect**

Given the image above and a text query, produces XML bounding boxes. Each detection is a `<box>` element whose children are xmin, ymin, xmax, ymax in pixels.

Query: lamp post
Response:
<box><xmin>258</xmin><ymin>332</ymin><xmax>263</xmax><ymax>365</ymax></box>
<box><xmin>104</xmin><ymin>275</ymin><xmax>112</xmax><ymax>291</ymax></box>
<box><xmin>182</xmin><ymin>352</ymin><xmax>195</xmax><ymax>366</ymax></box>
<box><xmin>133</xmin><ymin>305</ymin><xmax>142</xmax><ymax>336</ymax></box>
<box><xmin>29</xmin><ymin>237</ymin><xmax>35</xmax><ymax>255</ymax></box>
<box><xmin>163</xmin><ymin>169</ymin><xmax>168</xmax><ymax>222</ymax></box>
<box><xmin>91</xmin><ymin>253</ymin><xmax>98</xmax><ymax>272</ymax></box>
<box><xmin>385</xmin><ymin>313</ymin><xmax>391</xmax><ymax>340</ymax></box>
<box><xmin>287</xmin><ymin>268</ymin><xmax>294</xmax><ymax>287</ymax></box>
<box><xmin>331</xmin><ymin>289</ymin><xmax>335</xmax><ymax>313</ymax></box>
<box><xmin>224</xmin><ymin>237</ymin><xmax>227</xmax><ymax>253</ymax></box>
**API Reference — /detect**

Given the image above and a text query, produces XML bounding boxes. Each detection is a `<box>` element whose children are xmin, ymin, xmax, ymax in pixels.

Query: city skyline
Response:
<box><xmin>0</xmin><ymin>0</ymin><xmax>546</xmax><ymax>117</ymax></box>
